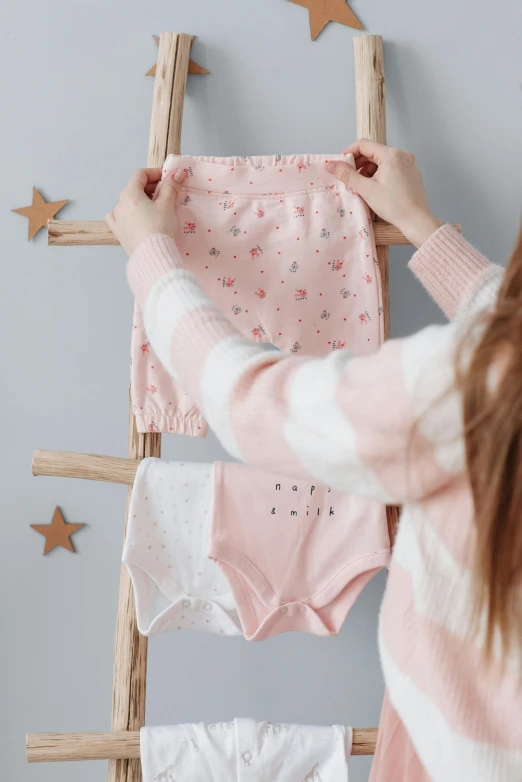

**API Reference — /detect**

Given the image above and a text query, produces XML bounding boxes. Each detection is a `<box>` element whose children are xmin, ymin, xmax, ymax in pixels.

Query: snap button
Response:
<box><xmin>279</xmin><ymin>606</ymin><xmax>288</xmax><ymax>614</ymax></box>
<box><xmin>204</xmin><ymin>602</ymin><xmax>213</xmax><ymax>612</ymax></box>
<box><xmin>182</xmin><ymin>599</ymin><xmax>191</xmax><ymax>608</ymax></box>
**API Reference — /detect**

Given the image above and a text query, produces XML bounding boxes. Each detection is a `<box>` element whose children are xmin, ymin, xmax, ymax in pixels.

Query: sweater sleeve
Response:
<box><xmin>408</xmin><ymin>224</ymin><xmax>503</xmax><ymax>319</ymax></box>
<box><xmin>127</xmin><ymin>230</ymin><xmax>503</xmax><ymax>503</ymax></box>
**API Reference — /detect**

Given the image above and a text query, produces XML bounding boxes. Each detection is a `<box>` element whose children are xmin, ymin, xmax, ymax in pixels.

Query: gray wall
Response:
<box><xmin>1</xmin><ymin>1</ymin><xmax>521</xmax><ymax>781</ymax></box>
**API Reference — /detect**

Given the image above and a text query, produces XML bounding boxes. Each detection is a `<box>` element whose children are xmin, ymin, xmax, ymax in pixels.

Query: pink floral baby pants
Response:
<box><xmin>131</xmin><ymin>154</ymin><xmax>383</xmax><ymax>435</ymax></box>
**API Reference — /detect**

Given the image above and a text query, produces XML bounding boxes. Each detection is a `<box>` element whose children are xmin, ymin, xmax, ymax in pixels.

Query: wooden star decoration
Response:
<box><xmin>31</xmin><ymin>507</ymin><xmax>85</xmax><ymax>555</ymax></box>
<box><xmin>12</xmin><ymin>187</ymin><xmax>68</xmax><ymax>240</ymax></box>
<box><xmin>288</xmin><ymin>0</ymin><xmax>363</xmax><ymax>40</ymax></box>
<box><xmin>146</xmin><ymin>35</ymin><xmax>210</xmax><ymax>77</ymax></box>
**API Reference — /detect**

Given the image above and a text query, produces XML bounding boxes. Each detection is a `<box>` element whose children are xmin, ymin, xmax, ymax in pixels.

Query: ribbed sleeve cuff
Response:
<box><xmin>127</xmin><ymin>234</ymin><xmax>181</xmax><ymax>310</ymax></box>
<box><xmin>409</xmin><ymin>224</ymin><xmax>493</xmax><ymax>319</ymax></box>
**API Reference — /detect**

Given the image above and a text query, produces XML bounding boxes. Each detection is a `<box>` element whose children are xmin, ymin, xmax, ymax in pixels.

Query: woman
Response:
<box><xmin>107</xmin><ymin>140</ymin><xmax>521</xmax><ymax>781</ymax></box>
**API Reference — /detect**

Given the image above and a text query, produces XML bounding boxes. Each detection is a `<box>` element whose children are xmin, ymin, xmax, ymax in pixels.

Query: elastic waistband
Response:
<box><xmin>162</xmin><ymin>153</ymin><xmax>355</xmax><ymax>196</ymax></box>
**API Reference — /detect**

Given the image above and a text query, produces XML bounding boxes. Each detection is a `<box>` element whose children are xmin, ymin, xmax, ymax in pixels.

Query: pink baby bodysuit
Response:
<box><xmin>209</xmin><ymin>462</ymin><xmax>390</xmax><ymax>641</ymax></box>
<box><xmin>131</xmin><ymin>153</ymin><xmax>383</xmax><ymax>435</ymax></box>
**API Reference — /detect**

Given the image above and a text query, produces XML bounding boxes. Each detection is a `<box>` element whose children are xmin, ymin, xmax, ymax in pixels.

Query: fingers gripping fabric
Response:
<box><xmin>131</xmin><ymin>154</ymin><xmax>383</xmax><ymax>434</ymax></box>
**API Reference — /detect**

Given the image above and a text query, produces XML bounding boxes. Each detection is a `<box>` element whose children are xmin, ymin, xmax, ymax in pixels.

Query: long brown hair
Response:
<box><xmin>459</xmin><ymin>224</ymin><xmax>522</xmax><ymax>657</ymax></box>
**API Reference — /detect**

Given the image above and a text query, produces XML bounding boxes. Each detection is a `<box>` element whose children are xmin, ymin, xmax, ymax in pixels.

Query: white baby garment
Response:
<box><xmin>123</xmin><ymin>458</ymin><xmax>242</xmax><ymax>636</ymax></box>
<box><xmin>141</xmin><ymin>719</ymin><xmax>352</xmax><ymax>781</ymax></box>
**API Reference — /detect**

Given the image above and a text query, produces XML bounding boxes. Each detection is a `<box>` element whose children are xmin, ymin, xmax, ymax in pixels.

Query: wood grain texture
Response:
<box><xmin>108</xmin><ymin>401</ymin><xmax>152</xmax><ymax>782</ymax></box>
<box><xmin>148</xmin><ymin>32</ymin><xmax>192</xmax><ymax>166</ymax></box>
<box><xmin>354</xmin><ymin>35</ymin><xmax>388</xmax><ymax>330</ymax></box>
<box><xmin>109</xmin><ymin>32</ymin><xmax>191</xmax><ymax>782</ymax></box>
<box><xmin>354</xmin><ymin>35</ymin><xmax>401</xmax><ymax>545</ymax></box>
<box><xmin>27</xmin><ymin>732</ymin><xmax>142</xmax><ymax>763</ymax></box>
<box><xmin>148</xmin><ymin>33</ymin><xmax>179</xmax><ymax>167</ymax></box>
<box><xmin>354</xmin><ymin>37</ymin><xmax>387</xmax><ymax>152</ymax></box>
<box><xmin>47</xmin><ymin>220</ymin><xmax>119</xmax><ymax>246</ymax></box>
<box><xmin>167</xmin><ymin>35</ymin><xmax>192</xmax><ymax>158</ymax></box>
<box><xmin>26</xmin><ymin>728</ymin><xmax>378</xmax><ymax>762</ymax></box>
<box><xmin>32</xmin><ymin>449</ymin><xmax>139</xmax><ymax>486</ymax></box>
<box><xmin>48</xmin><ymin>219</ymin><xmax>461</xmax><ymax>247</ymax></box>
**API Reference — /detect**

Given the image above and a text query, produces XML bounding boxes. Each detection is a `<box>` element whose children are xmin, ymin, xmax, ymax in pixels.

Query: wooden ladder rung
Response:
<box><xmin>32</xmin><ymin>449</ymin><xmax>138</xmax><ymax>485</ymax></box>
<box><xmin>47</xmin><ymin>219</ymin><xmax>461</xmax><ymax>247</ymax></box>
<box><xmin>26</xmin><ymin>729</ymin><xmax>378</xmax><ymax>762</ymax></box>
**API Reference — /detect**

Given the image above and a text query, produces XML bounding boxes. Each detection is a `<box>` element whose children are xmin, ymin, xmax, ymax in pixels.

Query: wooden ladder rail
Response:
<box><xmin>354</xmin><ymin>36</ymin><xmax>400</xmax><ymax>545</ymax></box>
<box><xmin>110</xmin><ymin>32</ymin><xmax>192</xmax><ymax>782</ymax></box>
<box><xmin>30</xmin><ymin>32</ymin><xmax>431</xmax><ymax>771</ymax></box>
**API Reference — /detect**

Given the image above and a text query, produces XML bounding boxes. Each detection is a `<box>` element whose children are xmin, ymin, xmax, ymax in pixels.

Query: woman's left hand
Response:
<box><xmin>106</xmin><ymin>167</ymin><xmax>186</xmax><ymax>255</ymax></box>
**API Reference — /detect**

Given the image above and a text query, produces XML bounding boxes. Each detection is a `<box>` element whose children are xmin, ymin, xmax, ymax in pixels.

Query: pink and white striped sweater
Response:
<box><xmin>127</xmin><ymin>225</ymin><xmax>521</xmax><ymax>781</ymax></box>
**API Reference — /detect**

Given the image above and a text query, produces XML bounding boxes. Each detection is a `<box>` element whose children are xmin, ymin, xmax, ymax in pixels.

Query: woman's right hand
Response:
<box><xmin>326</xmin><ymin>139</ymin><xmax>443</xmax><ymax>248</ymax></box>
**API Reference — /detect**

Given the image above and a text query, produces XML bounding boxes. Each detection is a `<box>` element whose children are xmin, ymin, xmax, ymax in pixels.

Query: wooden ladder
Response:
<box><xmin>25</xmin><ymin>31</ymin><xmax>436</xmax><ymax>776</ymax></box>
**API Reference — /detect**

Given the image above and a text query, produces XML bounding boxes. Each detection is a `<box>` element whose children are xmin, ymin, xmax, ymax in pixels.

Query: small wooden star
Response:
<box><xmin>288</xmin><ymin>0</ymin><xmax>363</xmax><ymax>40</ymax></box>
<box><xmin>12</xmin><ymin>187</ymin><xmax>68</xmax><ymax>240</ymax></box>
<box><xmin>146</xmin><ymin>35</ymin><xmax>210</xmax><ymax>77</ymax></box>
<box><xmin>31</xmin><ymin>507</ymin><xmax>85</xmax><ymax>555</ymax></box>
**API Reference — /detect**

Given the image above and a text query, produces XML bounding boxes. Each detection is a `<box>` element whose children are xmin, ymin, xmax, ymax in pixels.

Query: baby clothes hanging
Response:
<box><xmin>141</xmin><ymin>719</ymin><xmax>352</xmax><ymax>781</ymax></box>
<box><xmin>131</xmin><ymin>153</ymin><xmax>383</xmax><ymax>435</ymax></box>
<box><xmin>123</xmin><ymin>458</ymin><xmax>242</xmax><ymax>637</ymax></box>
<box><xmin>210</xmin><ymin>462</ymin><xmax>390</xmax><ymax>640</ymax></box>
<box><xmin>124</xmin><ymin>458</ymin><xmax>389</xmax><ymax>640</ymax></box>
